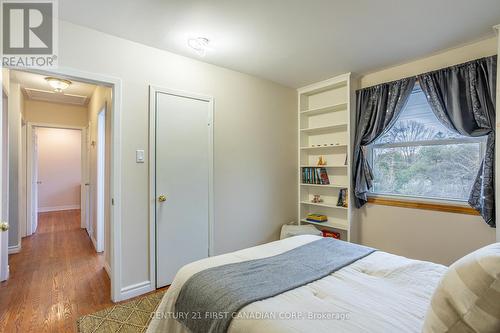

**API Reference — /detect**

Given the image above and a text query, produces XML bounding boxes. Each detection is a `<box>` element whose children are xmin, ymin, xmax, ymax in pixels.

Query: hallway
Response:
<box><xmin>0</xmin><ymin>210</ymin><xmax>112</xmax><ymax>332</ymax></box>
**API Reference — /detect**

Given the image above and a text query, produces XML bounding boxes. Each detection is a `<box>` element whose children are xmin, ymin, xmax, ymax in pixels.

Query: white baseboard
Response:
<box><xmin>104</xmin><ymin>261</ymin><xmax>111</xmax><ymax>278</ymax></box>
<box><xmin>38</xmin><ymin>204</ymin><xmax>81</xmax><ymax>213</ymax></box>
<box><xmin>120</xmin><ymin>281</ymin><xmax>154</xmax><ymax>301</ymax></box>
<box><xmin>8</xmin><ymin>244</ymin><xmax>21</xmax><ymax>254</ymax></box>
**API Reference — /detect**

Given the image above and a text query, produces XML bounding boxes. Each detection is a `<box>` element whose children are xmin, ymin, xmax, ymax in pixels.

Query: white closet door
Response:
<box><xmin>155</xmin><ymin>91</ymin><xmax>210</xmax><ymax>288</ymax></box>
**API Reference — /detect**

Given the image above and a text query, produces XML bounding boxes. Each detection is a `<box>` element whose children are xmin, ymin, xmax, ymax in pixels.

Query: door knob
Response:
<box><xmin>158</xmin><ymin>195</ymin><xmax>167</xmax><ymax>202</ymax></box>
<box><xmin>0</xmin><ymin>222</ymin><xmax>9</xmax><ymax>232</ymax></box>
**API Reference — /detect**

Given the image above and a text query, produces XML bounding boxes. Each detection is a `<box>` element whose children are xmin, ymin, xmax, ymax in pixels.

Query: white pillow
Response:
<box><xmin>422</xmin><ymin>243</ymin><xmax>500</xmax><ymax>333</ymax></box>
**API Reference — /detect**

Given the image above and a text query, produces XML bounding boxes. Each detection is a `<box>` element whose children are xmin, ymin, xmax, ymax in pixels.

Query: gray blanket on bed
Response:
<box><xmin>174</xmin><ymin>238</ymin><xmax>375</xmax><ymax>333</ymax></box>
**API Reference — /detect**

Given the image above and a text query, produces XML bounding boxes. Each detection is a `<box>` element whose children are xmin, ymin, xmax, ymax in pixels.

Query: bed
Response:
<box><xmin>147</xmin><ymin>235</ymin><xmax>447</xmax><ymax>333</ymax></box>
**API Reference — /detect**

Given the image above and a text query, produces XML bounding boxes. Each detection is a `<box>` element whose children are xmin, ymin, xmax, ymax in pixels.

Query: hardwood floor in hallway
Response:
<box><xmin>0</xmin><ymin>210</ymin><xmax>112</xmax><ymax>332</ymax></box>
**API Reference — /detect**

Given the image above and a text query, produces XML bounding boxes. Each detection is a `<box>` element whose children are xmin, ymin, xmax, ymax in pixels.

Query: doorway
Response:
<box><xmin>27</xmin><ymin>125</ymin><xmax>86</xmax><ymax>235</ymax></box>
<box><xmin>150</xmin><ymin>87</ymin><xmax>214</xmax><ymax>288</ymax></box>
<box><xmin>7</xmin><ymin>67</ymin><xmax>122</xmax><ymax>302</ymax></box>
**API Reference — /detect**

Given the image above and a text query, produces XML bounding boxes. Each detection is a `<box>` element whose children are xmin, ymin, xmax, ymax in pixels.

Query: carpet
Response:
<box><xmin>77</xmin><ymin>291</ymin><xmax>166</xmax><ymax>333</ymax></box>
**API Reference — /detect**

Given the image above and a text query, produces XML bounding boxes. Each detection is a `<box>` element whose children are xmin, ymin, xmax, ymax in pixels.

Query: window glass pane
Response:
<box><xmin>369</xmin><ymin>85</ymin><xmax>485</xmax><ymax>201</ymax></box>
<box><xmin>372</xmin><ymin>142</ymin><xmax>482</xmax><ymax>201</ymax></box>
<box><xmin>375</xmin><ymin>87</ymin><xmax>460</xmax><ymax>144</ymax></box>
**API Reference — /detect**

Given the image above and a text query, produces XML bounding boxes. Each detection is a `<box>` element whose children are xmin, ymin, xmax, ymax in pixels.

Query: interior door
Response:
<box><xmin>155</xmin><ymin>90</ymin><xmax>211</xmax><ymax>288</ymax></box>
<box><xmin>86</xmin><ymin>124</ymin><xmax>92</xmax><ymax>233</ymax></box>
<box><xmin>96</xmin><ymin>109</ymin><xmax>105</xmax><ymax>253</ymax></box>
<box><xmin>0</xmin><ymin>92</ymin><xmax>9</xmax><ymax>281</ymax></box>
<box><xmin>31</xmin><ymin>128</ymin><xmax>39</xmax><ymax>233</ymax></box>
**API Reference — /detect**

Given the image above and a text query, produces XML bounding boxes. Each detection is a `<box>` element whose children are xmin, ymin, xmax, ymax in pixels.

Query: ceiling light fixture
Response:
<box><xmin>187</xmin><ymin>37</ymin><xmax>210</xmax><ymax>57</ymax></box>
<box><xmin>45</xmin><ymin>77</ymin><xmax>72</xmax><ymax>93</ymax></box>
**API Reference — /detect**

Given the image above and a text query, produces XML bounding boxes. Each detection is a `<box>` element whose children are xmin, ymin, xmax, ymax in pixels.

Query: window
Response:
<box><xmin>368</xmin><ymin>85</ymin><xmax>486</xmax><ymax>202</ymax></box>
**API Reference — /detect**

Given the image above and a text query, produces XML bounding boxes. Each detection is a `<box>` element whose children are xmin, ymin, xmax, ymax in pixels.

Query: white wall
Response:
<box><xmin>57</xmin><ymin>21</ymin><xmax>297</xmax><ymax>293</ymax></box>
<box><xmin>24</xmin><ymin>100</ymin><xmax>88</xmax><ymax>127</ymax></box>
<box><xmin>357</xmin><ymin>36</ymin><xmax>497</xmax><ymax>265</ymax></box>
<box><xmin>36</xmin><ymin>127</ymin><xmax>82</xmax><ymax>212</ymax></box>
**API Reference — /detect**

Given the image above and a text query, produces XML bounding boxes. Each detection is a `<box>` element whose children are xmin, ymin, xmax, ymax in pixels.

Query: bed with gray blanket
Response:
<box><xmin>147</xmin><ymin>235</ymin><xmax>446</xmax><ymax>333</ymax></box>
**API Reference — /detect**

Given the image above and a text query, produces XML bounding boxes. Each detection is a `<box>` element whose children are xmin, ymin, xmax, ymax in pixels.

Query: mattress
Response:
<box><xmin>147</xmin><ymin>235</ymin><xmax>446</xmax><ymax>333</ymax></box>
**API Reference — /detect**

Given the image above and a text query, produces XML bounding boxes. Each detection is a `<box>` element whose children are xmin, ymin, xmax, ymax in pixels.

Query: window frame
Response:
<box><xmin>365</xmin><ymin>87</ymin><xmax>487</xmax><ymax>208</ymax></box>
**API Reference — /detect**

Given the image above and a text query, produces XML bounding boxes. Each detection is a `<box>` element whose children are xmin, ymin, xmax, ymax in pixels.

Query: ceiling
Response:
<box><xmin>11</xmin><ymin>70</ymin><xmax>96</xmax><ymax>106</ymax></box>
<box><xmin>59</xmin><ymin>0</ymin><xmax>500</xmax><ymax>88</ymax></box>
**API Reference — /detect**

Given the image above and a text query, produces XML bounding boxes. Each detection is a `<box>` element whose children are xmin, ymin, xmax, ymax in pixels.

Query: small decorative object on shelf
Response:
<box><xmin>311</xmin><ymin>194</ymin><xmax>323</xmax><ymax>203</ymax></box>
<box><xmin>306</xmin><ymin>213</ymin><xmax>328</xmax><ymax>223</ymax></box>
<box><xmin>322</xmin><ymin>230</ymin><xmax>341</xmax><ymax>239</ymax></box>
<box><xmin>317</xmin><ymin>156</ymin><xmax>327</xmax><ymax>166</ymax></box>
<box><xmin>337</xmin><ymin>188</ymin><xmax>348</xmax><ymax>208</ymax></box>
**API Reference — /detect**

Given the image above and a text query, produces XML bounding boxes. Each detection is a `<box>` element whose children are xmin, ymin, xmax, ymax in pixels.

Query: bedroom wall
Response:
<box><xmin>357</xmin><ymin>36</ymin><xmax>497</xmax><ymax>265</ymax></box>
<box><xmin>57</xmin><ymin>21</ymin><xmax>297</xmax><ymax>292</ymax></box>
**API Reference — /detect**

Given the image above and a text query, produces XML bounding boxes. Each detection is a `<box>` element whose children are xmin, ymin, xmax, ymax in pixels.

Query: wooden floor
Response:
<box><xmin>0</xmin><ymin>210</ymin><xmax>113</xmax><ymax>332</ymax></box>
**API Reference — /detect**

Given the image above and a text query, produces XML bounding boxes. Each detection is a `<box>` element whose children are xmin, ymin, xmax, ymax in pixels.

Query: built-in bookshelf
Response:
<box><xmin>297</xmin><ymin>73</ymin><xmax>356</xmax><ymax>242</ymax></box>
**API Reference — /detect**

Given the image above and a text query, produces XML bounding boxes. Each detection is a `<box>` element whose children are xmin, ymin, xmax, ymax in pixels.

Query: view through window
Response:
<box><xmin>368</xmin><ymin>85</ymin><xmax>486</xmax><ymax>201</ymax></box>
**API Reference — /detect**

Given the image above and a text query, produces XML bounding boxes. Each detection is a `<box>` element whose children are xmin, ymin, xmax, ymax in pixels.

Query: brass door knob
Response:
<box><xmin>0</xmin><ymin>222</ymin><xmax>9</xmax><ymax>232</ymax></box>
<box><xmin>158</xmin><ymin>195</ymin><xmax>167</xmax><ymax>202</ymax></box>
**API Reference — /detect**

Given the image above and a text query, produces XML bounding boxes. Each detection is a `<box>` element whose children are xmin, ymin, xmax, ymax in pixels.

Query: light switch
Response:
<box><xmin>136</xmin><ymin>149</ymin><xmax>145</xmax><ymax>163</ymax></box>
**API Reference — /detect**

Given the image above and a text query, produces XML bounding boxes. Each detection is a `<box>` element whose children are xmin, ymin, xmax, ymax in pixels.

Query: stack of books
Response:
<box><xmin>306</xmin><ymin>214</ymin><xmax>328</xmax><ymax>223</ymax></box>
<box><xmin>302</xmin><ymin>167</ymin><xmax>330</xmax><ymax>185</ymax></box>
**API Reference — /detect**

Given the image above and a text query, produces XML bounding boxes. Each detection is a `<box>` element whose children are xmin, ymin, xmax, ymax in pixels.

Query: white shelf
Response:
<box><xmin>300</xmin><ymin>183</ymin><xmax>347</xmax><ymax>188</ymax></box>
<box><xmin>298</xmin><ymin>73</ymin><xmax>353</xmax><ymax>242</ymax></box>
<box><xmin>300</xmin><ymin>219</ymin><xmax>349</xmax><ymax>231</ymax></box>
<box><xmin>300</xmin><ymin>201</ymin><xmax>348</xmax><ymax>210</ymax></box>
<box><xmin>300</xmin><ymin>123</ymin><xmax>348</xmax><ymax>134</ymax></box>
<box><xmin>300</xmin><ymin>103</ymin><xmax>348</xmax><ymax>116</ymax></box>
<box><xmin>300</xmin><ymin>145</ymin><xmax>347</xmax><ymax>151</ymax></box>
<box><xmin>300</xmin><ymin>165</ymin><xmax>347</xmax><ymax>168</ymax></box>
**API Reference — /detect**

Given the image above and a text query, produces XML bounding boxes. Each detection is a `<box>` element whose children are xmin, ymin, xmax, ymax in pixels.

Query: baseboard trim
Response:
<box><xmin>120</xmin><ymin>281</ymin><xmax>154</xmax><ymax>301</ymax></box>
<box><xmin>104</xmin><ymin>261</ymin><xmax>111</xmax><ymax>279</ymax></box>
<box><xmin>38</xmin><ymin>205</ymin><xmax>81</xmax><ymax>213</ymax></box>
<box><xmin>8</xmin><ymin>244</ymin><xmax>21</xmax><ymax>254</ymax></box>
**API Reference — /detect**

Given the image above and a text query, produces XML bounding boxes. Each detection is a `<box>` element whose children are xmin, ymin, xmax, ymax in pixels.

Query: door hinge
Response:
<box><xmin>111</xmin><ymin>198</ymin><xmax>115</xmax><ymax>205</ymax></box>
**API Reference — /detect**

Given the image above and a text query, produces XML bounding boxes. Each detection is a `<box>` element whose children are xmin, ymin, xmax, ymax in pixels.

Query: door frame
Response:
<box><xmin>148</xmin><ymin>85</ymin><xmax>214</xmax><ymax>289</ymax></box>
<box><xmin>26</xmin><ymin>123</ymin><xmax>87</xmax><ymax>236</ymax></box>
<box><xmin>12</xmin><ymin>67</ymin><xmax>123</xmax><ymax>302</ymax></box>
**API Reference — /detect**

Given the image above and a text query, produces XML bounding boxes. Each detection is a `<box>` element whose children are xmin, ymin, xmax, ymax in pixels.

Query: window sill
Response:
<box><xmin>366</xmin><ymin>196</ymin><xmax>480</xmax><ymax>216</ymax></box>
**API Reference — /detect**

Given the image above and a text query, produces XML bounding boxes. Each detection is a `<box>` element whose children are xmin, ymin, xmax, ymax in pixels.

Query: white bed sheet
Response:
<box><xmin>147</xmin><ymin>235</ymin><xmax>446</xmax><ymax>333</ymax></box>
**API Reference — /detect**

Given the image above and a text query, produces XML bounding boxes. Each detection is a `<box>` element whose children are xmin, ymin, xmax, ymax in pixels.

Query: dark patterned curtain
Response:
<box><xmin>418</xmin><ymin>56</ymin><xmax>497</xmax><ymax>227</ymax></box>
<box><xmin>353</xmin><ymin>77</ymin><xmax>416</xmax><ymax>208</ymax></box>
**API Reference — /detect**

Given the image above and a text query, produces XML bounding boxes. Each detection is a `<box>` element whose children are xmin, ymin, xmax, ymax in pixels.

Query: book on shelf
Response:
<box><xmin>319</xmin><ymin>167</ymin><xmax>329</xmax><ymax>185</ymax></box>
<box><xmin>301</xmin><ymin>167</ymin><xmax>330</xmax><ymax>185</ymax></box>
<box><xmin>337</xmin><ymin>188</ymin><xmax>348</xmax><ymax>208</ymax></box>
<box><xmin>322</xmin><ymin>230</ymin><xmax>340</xmax><ymax>239</ymax></box>
<box><xmin>306</xmin><ymin>213</ymin><xmax>328</xmax><ymax>222</ymax></box>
